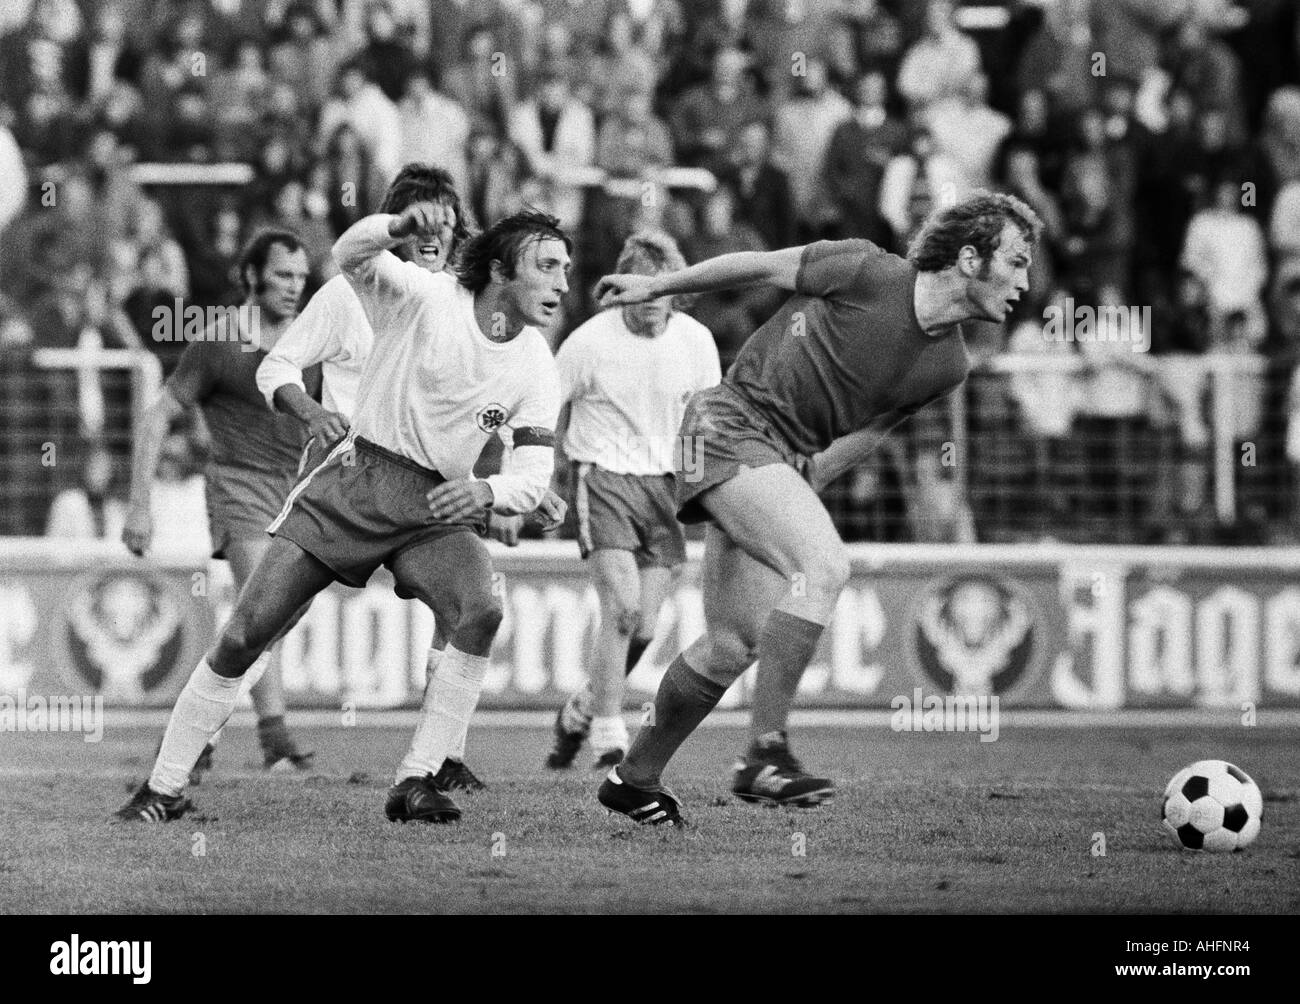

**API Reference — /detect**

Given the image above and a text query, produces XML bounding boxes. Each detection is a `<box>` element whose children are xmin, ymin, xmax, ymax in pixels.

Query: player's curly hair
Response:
<box><xmin>237</xmin><ymin>229</ymin><xmax>304</xmax><ymax>295</ymax></box>
<box><xmin>454</xmin><ymin>209</ymin><xmax>572</xmax><ymax>293</ymax></box>
<box><xmin>907</xmin><ymin>191</ymin><xmax>1043</xmax><ymax>273</ymax></box>
<box><xmin>613</xmin><ymin>230</ymin><xmax>693</xmax><ymax>310</ymax></box>
<box><xmin>380</xmin><ymin>163</ymin><xmax>473</xmax><ymax>256</ymax></box>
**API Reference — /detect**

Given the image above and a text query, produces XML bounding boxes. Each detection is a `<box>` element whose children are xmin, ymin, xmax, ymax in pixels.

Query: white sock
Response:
<box><xmin>149</xmin><ymin>660</ymin><xmax>241</xmax><ymax>796</ymax></box>
<box><xmin>561</xmin><ymin>688</ymin><xmax>594</xmax><ymax>733</ymax></box>
<box><xmin>424</xmin><ymin>647</ymin><xmax>470</xmax><ymax>762</ymax></box>
<box><xmin>211</xmin><ymin>652</ymin><xmax>271</xmax><ymax>748</ymax></box>
<box><xmin>590</xmin><ymin>714</ymin><xmax>629</xmax><ymax>757</ymax></box>
<box><xmin>397</xmin><ymin>646</ymin><xmax>488</xmax><ymax>783</ymax></box>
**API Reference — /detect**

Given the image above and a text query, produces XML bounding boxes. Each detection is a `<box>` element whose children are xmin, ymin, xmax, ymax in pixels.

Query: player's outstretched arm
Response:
<box><xmin>121</xmin><ymin>387</ymin><xmax>186</xmax><ymax>556</ymax></box>
<box><xmin>595</xmin><ymin>245</ymin><xmax>805</xmax><ymax>306</ymax></box>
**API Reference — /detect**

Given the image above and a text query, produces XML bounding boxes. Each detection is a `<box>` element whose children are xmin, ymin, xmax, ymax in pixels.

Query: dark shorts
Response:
<box><xmin>572</xmin><ymin>463</ymin><xmax>686</xmax><ymax>568</ymax></box>
<box><xmin>268</xmin><ymin>434</ymin><xmax>487</xmax><ymax>588</ymax></box>
<box><xmin>674</xmin><ymin>384</ymin><xmax>803</xmax><ymax>525</ymax></box>
<box><xmin>206</xmin><ymin>464</ymin><xmax>298</xmax><ymax>560</ymax></box>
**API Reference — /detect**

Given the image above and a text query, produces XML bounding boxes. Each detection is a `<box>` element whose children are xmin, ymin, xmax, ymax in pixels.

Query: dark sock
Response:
<box><xmin>624</xmin><ymin>636</ymin><xmax>651</xmax><ymax>677</ymax></box>
<box><xmin>620</xmin><ymin>653</ymin><xmax>727</xmax><ymax>788</ymax></box>
<box><xmin>256</xmin><ymin>715</ymin><xmax>293</xmax><ymax>756</ymax></box>
<box><xmin>749</xmin><ymin>610</ymin><xmax>825</xmax><ymax>743</ymax></box>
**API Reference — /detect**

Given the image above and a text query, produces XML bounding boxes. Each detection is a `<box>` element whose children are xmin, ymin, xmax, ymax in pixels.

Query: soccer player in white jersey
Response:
<box><xmin>254</xmin><ymin>164</ymin><xmax>562</xmax><ymax>793</ymax></box>
<box><xmin>545</xmin><ymin>232</ymin><xmax>720</xmax><ymax>770</ymax></box>
<box><xmin>116</xmin><ymin>205</ymin><xmax>569</xmax><ymax>824</ymax></box>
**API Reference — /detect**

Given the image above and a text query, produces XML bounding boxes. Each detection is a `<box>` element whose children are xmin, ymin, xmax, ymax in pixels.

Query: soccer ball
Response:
<box><xmin>1161</xmin><ymin>760</ymin><xmax>1263</xmax><ymax>852</ymax></box>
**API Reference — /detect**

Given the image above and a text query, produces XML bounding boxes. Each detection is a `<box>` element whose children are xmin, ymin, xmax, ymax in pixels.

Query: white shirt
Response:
<box><xmin>334</xmin><ymin>215</ymin><xmax>560</xmax><ymax>513</ymax></box>
<box><xmin>256</xmin><ymin>274</ymin><xmax>371</xmax><ymax>419</ymax></box>
<box><xmin>557</xmin><ymin>308</ymin><xmax>720</xmax><ymax>474</ymax></box>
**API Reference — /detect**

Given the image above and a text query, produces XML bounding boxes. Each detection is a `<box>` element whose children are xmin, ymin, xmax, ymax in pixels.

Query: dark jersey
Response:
<box><xmin>167</xmin><ymin>324</ymin><xmax>322</xmax><ymax>479</ymax></box>
<box><xmin>725</xmin><ymin>239</ymin><xmax>970</xmax><ymax>456</ymax></box>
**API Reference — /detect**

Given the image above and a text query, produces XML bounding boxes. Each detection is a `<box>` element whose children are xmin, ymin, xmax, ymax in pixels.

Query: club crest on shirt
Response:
<box><xmin>475</xmin><ymin>403</ymin><xmax>509</xmax><ymax>433</ymax></box>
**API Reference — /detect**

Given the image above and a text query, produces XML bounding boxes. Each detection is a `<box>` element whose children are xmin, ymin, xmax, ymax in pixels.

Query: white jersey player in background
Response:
<box><xmin>117</xmin><ymin>204</ymin><xmax>569</xmax><ymax>825</ymax></box>
<box><xmin>546</xmin><ymin>232</ymin><xmax>720</xmax><ymax>769</ymax></box>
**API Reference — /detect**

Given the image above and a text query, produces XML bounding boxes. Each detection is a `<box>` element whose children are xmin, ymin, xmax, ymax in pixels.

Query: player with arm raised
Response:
<box><xmin>545</xmin><ymin>231</ymin><xmax>720</xmax><ymax>770</ymax></box>
<box><xmin>116</xmin><ymin>206</ymin><xmax>569</xmax><ymax>825</ymax></box>
<box><xmin>254</xmin><ymin>164</ymin><xmax>562</xmax><ymax>793</ymax></box>
<box><xmin>121</xmin><ymin>229</ymin><xmax>317</xmax><ymax>777</ymax></box>
<box><xmin>593</xmin><ymin>192</ymin><xmax>1040</xmax><ymax>826</ymax></box>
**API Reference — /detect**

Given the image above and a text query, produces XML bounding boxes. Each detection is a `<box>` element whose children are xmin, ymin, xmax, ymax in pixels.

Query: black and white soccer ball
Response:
<box><xmin>1161</xmin><ymin>760</ymin><xmax>1263</xmax><ymax>852</ymax></box>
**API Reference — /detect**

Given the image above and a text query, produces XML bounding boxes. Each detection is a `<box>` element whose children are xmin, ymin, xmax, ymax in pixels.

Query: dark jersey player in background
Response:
<box><xmin>592</xmin><ymin>192</ymin><xmax>1042</xmax><ymax>826</ymax></box>
<box><xmin>122</xmin><ymin>229</ymin><xmax>318</xmax><ymax>774</ymax></box>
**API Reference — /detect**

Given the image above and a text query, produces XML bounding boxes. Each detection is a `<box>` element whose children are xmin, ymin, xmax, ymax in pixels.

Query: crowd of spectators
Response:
<box><xmin>2</xmin><ymin>0</ymin><xmax>1300</xmax><ymax>544</ymax></box>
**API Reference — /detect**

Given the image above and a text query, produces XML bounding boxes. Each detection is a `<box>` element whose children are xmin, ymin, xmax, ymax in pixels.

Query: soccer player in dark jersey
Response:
<box><xmin>122</xmin><ymin>230</ymin><xmax>317</xmax><ymax>774</ymax></box>
<box><xmin>591</xmin><ymin>192</ymin><xmax>1041</xmax><ymax>825</ymax></box>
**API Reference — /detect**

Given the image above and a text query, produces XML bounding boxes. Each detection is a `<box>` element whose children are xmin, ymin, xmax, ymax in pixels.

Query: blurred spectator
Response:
<box><xmin>1059</xmin><ymin>107</ymin><xmax>1133</xmax><ymax>297</ymax></box>
<box><xmin>445</xmin><ymin>22</ymin><xmax>518</xmax><ymax>135</ymax></box>
<box><xmin>178</xmin><ymin>200</ymin><xmax>243</xmax><ymax>311</ymax></box>
<box><xmin>45</xmin><ymin>438</ymin><xmax>127</xmax><ymax>540</ymax></box>
<box><xmin>1181</xmin><ymin>177</ymin><xmax>1269</xmax><ymax>346</ymax></box>
<box><xmin>595</xmin><ymin>87</ymin><xmax>673</xmax><ymax>176</ymax></box>
<box><xmin>67</xmin><ymin>0</ymin><xmax>142</xmax><ymax>103</ymax></box>
<box><xmin>745</xmin><ymin>0</ymin><xmax>856</xmax><ymax>97</ymax></box>
<box><xmin>896</xmin><ymin>0</ymin><xmax>982</xmax><ymax>113</ymax></box>
<box><xmin>320</xmin><ymin>122</ymin><xmax>383</xmax><ymax>237</ymax></box>
<box><xmin>1167</xmin><ymin>13</ymin><xmax>1247</xmax><ymax>143</ymax></box>
<box><xmin>1269</xmin><ymin>176</ymin><xmax>1300</xmax><ymax>270</ymax></box>
<box><xmin>1016</xmin><ymin>0</ymin><xmax>1097</xmax><ymax>118</ymax></box>
<box><xmin>466</xmin><ymin>126</ymin><xmax>529</xmax><ymax>228</ymax></box>
<box><xmin>772</xmin><ymin>56</ymin><xmax>850</xmax><ymax>241</ymax></box>
<box><xmin>683</xmin><ymin>186</ymin><xmax>779</xmax><ymax>372</ymax></box>
<box><xmin>668</xmin><ymin>47</ymin><xmax>767</xmax><ymax>173</ymax></box>
<box><xmin>878</xmin><ymin>125</ymin><xmax>965</xmax><ymax>251</ymax></box>
<box><xmin>508</xmin><ymin>66</ymin><xmax>595</xmax><ymax>230</ymax></box>
<box><xmin>823</xmin><ymin>70</ymin><xmax>905</xmax><ymax>245</ymax></box>
<box><xmin>835</xmin><ymin>0</ymin><xmax>904</xmax><ymax>79</ymax></box>
<box><xmin>0</xmin><ymin>299</ymin><xmax>57</xmax><ymax>536</ymax></box>
<box><xmin>210</xmin><ymin>39</ymin><xmax>270</xmax><ymax>159</ymax></box>
<box><xmin>1007</xmin><ymin>88</ymin><xmax>1065</xmax><ymax>191</ymax></box>
<box><xmin>318</xmin><ymin>60</ymin><xmax>402</xmax><ymax>184</ymax></box>
<box><xmin>721</xmin><ymin>121</ymin><xmax>796</xmax><ymax>252</ymax></box>
<box><xmin>155</xmin><ymin>80</ymin><xmax>216</xmax><ymax>163</ymax></box>
<box><xmin>139</xmin><ymin>4</ymin><xmax>210</xmax><ymax>114</ymax></box>
<box><xmin>0</xmin><ymin>103</ymin><xmax>28</xmax><ymax>236</ymax></box>
<box><xmin>268</xmin><ymin>0</ymin><xmax>343</xmax><ymax>117</ymax></box>
<box><xmin>926</xmin><ymin>72</ymin><xmax>1012</xmax><ymax>193</ymax></box>
<box><xmin>398</xmin><ymin>68</ymin><xmax>471</xmax><ymax>197</ymax></box>
<box><xmin>119</xmin><ymin>198</ymin><xmax>190</xmax><ymax>302</ymax></box>
<box><xmin>585</xmin><ymin>9</ymin><xmax>660</xmax><ymax>122</ymax></box>
<box><xmin>358</xmin><ymin>0</ymin><xmax>418</xmax><ymax>103</ymax></box>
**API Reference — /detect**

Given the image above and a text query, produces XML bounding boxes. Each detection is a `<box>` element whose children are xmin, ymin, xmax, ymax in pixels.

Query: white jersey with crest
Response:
<box><xmin>557</xmin><ymin>308</ymin><xmax>720</xmax><ymax>474</ymax></box>
<box><xmin>333</xmin><ymin>214</ymin><xmax>560</xmax><ymax>513</ymax></box>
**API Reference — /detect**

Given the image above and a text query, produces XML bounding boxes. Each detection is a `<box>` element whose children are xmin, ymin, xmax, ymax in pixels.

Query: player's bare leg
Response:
<box><xmin>223</xmin><ymin>537</ymin><xmax>313</xmax><ymax>771</ymax></box>
<box><xmin>384</xmin><ymin>532</ymin><xmax>502</xmax><ymax>821</ymax></box>
<box><xmin>115</xmin><ymin>539</ymin><xmax>337</xmax><ymax>820</ymax></box>
<box><xmin>604</xmin><ymin>464</ymin><xmax>842</xmax><ymax>820</ymax></box>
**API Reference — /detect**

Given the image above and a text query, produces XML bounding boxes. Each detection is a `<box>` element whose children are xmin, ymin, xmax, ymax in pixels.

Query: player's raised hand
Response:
<box><xmin>595</xmin><ymin>273</ymin><xmax>661</xmax><ymax>307</ymax></box>
<box><xmin>389</xmin><ymin>201</ymin><xmax>454</xmax><ymax>240</ymax></box>
<box><xmin>122</xmin><ymin>503</ymin><xmax>153</xmax><ymax>557</ymax></box>
<box><xmin>426</xmin><ymin>479</ymin><xmax>494</xmax><ymax>521</ymax></box>
<box><xmin>527</xmin><ymin>488</ymin><xmax>567</xmax><ymax>532</ymax></box>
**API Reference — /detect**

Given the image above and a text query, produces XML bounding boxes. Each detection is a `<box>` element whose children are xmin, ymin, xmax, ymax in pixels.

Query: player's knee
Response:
<box><xmin>612</xmin><ymin>604</ymin><xmax>640</xmax><ymax>638</ymax></box>
<box><xmin>797</xmin><ymin>549</ymin><xmax>850</xmax><ymax>597</ymax></box>
<box><xmin>705</xmin><ymin>631</ymin><xmax>757</xmax><ymax>678</ymax></box>
<box><xmin>458</xmin><ymin>592</ymin><xmax>504</xmax><ymax>640</ymax></box>
<box><xmin>216</xmin><ymin>609</ymin><xmax>268</xmax><ymax>663</ymax></box>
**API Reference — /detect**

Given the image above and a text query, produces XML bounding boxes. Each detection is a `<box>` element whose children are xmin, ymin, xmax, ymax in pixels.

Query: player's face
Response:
<box><xmin>969</xmin><ymin>222</ymin><xmax>1032</xmax><ymax>322</ymax></box>
<box><xmin>397</xmin><ymin>199</ymin><xmax>457</xmax><ymax>273</ymax></box>
<box><xmin>504</xmin><ymin>237</ymin><xmax>571</xmax><ymax>327</ymax></box>
<box><xmin>253</xmin><ymin>244</ymin><xmax>310</xmax><ymax>322</ymax></box>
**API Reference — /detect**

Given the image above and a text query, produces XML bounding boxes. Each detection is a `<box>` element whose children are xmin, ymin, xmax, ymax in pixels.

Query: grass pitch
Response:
<box><xmin>2</xmin><ymin>717</ymin><xmax>1298</xmax><ymax>914</ymax></box>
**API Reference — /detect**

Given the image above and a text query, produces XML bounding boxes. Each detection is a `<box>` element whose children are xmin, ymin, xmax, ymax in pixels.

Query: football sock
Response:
<box><xmin>590</xmin><ymin>714</ymin><xmax>629</xmax><ymax>757</ymax></box>
<box><xmin>619</xmin><ymin>653</ymin><xmax>726</xmax><ymax>789</ymax></box>
<box><xmin>212</xmin><ymin>651</ymin><xmax>270</xmax><ymax>749</ymax></box>
<box><xmin>397</xmin><ymin>646</ymin><xmax>488</xmax><ymax>783</ymax></box>
<box><xmin>149</xmin><ymin>660</ymin><xmax>240</xmax><ymax>796</ymax></box>
<box><xmin>749</xmin><ymin>610</ymin><xmax>824</xmax><ymax>743</ymax></box>
<box><xmin>625</xmin><ymin>636</ymin><xmax>651</xmax><ymax>676</ymax></box>
<box><xmin>256</xmin><ymin>715</ymin><xmax>295</xmax><ymax>759</ymax></box>
<box><xmin>424</xmin><ymin>647</ymin><xmax>469</xmax><ymax>762</ymax></box>
<box><xmin>561</xmin><ymin>689</ymin><xmax>593</xmax><ymax>733</ymax></box>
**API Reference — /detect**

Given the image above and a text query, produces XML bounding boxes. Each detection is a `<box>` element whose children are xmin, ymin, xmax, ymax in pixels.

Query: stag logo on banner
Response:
<box><xmin>65</xmin><ymin>573</ymin><xmax>185</xmax><ymax>701</ymax></box>
<box><xmin>906</xmin><ymin>574</ymin><xmax>1042</xmax><ymax>698</ymax></box>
